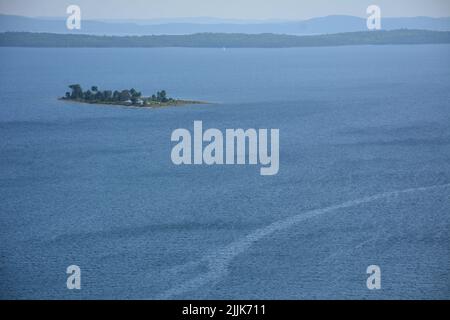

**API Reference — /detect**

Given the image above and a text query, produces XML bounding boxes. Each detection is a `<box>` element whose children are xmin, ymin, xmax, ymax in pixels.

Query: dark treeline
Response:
<box><xmin>63</xmin><ymin>84</ymin><xmax>171</xmax><ymax>105</ymax></box>
<box><xmin>1</xmin><ymin>30</ymin><xmax>450</xmax><ymax>48</ymax></box>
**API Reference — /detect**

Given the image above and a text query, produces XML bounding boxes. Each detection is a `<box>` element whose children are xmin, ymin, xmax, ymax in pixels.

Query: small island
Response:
<box><xmin>60</xmin><ymin>84</ymin><xmax>208</xmax><ymax>108</ymax></box>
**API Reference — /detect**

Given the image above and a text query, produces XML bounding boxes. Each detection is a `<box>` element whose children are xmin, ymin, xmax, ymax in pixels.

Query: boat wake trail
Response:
<box><xmin>157</xmin><ymin>183</ymin><xmax>450</xmax><ymax>299</ymax></box>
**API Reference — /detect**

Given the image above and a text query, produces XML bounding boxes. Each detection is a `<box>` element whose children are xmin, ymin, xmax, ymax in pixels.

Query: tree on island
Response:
<box><xmin>103</xmin><ymin>90</ymin><xmax>112</xmax><ymax>100</ymax></box>
<box><xmin>68</xmin><ymin>84</ymin><xmax>83</xmax><ymax>99</ymax></box>
<box><xmin>113</xmin><ymin>90</ymin><xmax>120</xmax><ymax>101</ymax></box>
<box><xmin>119</xmin><ymin>90</ymin><xmax>131</xmax><ymax>102</ymax></box>
<box><xmin>84</xmin><ymin>90</ymin><xmax>93</xmax><ymax>100</ymax></box>
<box><xmin>157</xmin><ymin>90</ymin><xmax>168</xmax><ymax>103</ymax></box>
<box><xmin>95</xmin><ymin>91</ymin><xmax>104</xmax><ymax>101</ymax></box>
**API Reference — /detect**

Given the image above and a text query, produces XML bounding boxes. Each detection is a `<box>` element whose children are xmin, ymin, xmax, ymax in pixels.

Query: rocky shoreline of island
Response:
<box><xmin>60</xmin><ymin>85</ymin><xmax>209</xmax><ymax>108</ymax></box>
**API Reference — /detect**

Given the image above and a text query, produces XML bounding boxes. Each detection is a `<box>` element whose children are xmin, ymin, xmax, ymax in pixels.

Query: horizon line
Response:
<box><xmin>2</xmin><ymin>13</ymin><xmax>450</xmax><ymax>23</ymax></box>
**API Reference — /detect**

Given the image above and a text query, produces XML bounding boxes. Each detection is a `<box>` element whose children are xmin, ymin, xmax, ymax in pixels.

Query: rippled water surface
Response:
<box><xmin>0</xmin><ymin>45</ymin><xmax>449</xmax><ymax>299</ymax></box>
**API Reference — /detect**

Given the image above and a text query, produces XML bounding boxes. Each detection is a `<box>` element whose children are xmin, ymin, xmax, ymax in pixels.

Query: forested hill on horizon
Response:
<box><xmin>1</xmin><ymin>30</ymin><xmax>450</xmax><ymax>48</ymax></box>
<box><xmin>1</xmin><ymin>14</ymin><xmax>450</xmax><ymax>35</ymax></box>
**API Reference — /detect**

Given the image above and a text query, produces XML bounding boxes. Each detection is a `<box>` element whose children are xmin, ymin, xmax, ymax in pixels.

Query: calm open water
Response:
<box><xmin>0</xmin><ymin>45</ymin><xmax>449</xmax><ymax>299</ymax></box>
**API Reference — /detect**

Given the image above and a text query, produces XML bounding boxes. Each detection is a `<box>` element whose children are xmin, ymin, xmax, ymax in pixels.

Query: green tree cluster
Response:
<box><xmin>64</xmin><ymin>85</ymin><xmax>171</xmax><ymax>105</ymax></box>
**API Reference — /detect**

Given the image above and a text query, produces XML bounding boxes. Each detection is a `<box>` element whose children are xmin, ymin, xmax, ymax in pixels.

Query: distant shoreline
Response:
<box><xmin>2</xmin><ymin>30</ymin><xmax>450</xmax><ymax>48</ymax></box>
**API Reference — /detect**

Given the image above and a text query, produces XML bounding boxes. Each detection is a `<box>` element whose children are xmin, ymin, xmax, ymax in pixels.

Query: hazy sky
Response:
<box><xmin>1</xmin><ymin>0</ymin><xmax>450</xmax><ymax>20</ymax></box>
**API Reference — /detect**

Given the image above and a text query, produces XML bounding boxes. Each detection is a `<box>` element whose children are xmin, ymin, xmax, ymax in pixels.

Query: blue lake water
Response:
<box><xmin>0</xmin><ymin>45</ymin><xmax>449</xmax><ymax>299</ymax></box>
